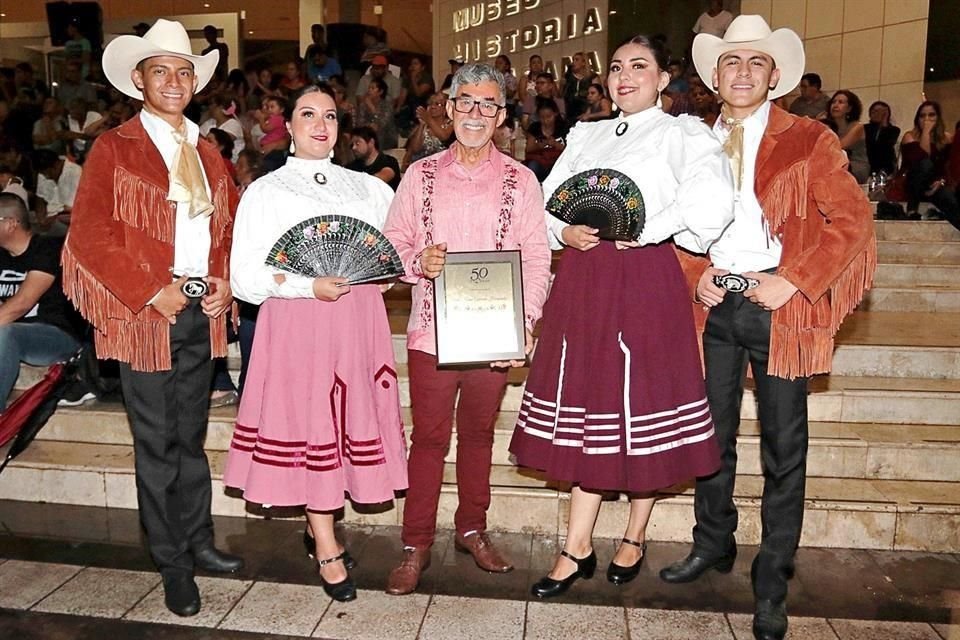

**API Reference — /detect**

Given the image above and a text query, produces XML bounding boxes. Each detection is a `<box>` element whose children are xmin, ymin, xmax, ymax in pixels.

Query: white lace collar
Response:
<box><xmin>264</xmin><ymin>156</ymin><xmax>370</xmax><ymax>202</ymax></box>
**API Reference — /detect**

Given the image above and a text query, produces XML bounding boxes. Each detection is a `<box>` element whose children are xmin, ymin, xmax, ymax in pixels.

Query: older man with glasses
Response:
<box><xmin>382</xmin><ymin>62</ymin><xmax>551</xmax><ymax>596</ymax></box>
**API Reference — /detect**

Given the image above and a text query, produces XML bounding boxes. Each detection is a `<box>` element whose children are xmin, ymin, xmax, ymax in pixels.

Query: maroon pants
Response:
<box><xmin>401</xmin><ymin>349</ymin><xmax>508</xmax><ymax>548</ymax></box>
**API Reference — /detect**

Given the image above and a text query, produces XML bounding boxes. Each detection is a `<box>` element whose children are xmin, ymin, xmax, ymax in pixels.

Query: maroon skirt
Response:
<box><xmin>509</xmin><ymin>241</ymin><xmax>720</xmax><ymax>493</ymax></box>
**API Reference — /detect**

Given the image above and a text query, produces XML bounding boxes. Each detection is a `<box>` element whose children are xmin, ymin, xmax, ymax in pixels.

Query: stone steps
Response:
<box><xmin>873</xmin><ymin>219</ymin><xmax>959</xmax><ymax>242</ymax></box>
<box><xmin>873</xmin><ymin>263</ymin><xmax>960</xmax><ymax>288</ymax></box>
<box><xmin>877</xmin><ymin>240</ymin><xmax>960</xmax><ymax>265</ymax></box>
<box><xmin>2</xmin><ymin>439</ymin><xmax>956</xmax><ymax>552</ymax></box>
<box><xmin>34</xmin><ymin>402</ymin><xmax>960</xmax><ymax>483</ymax></box>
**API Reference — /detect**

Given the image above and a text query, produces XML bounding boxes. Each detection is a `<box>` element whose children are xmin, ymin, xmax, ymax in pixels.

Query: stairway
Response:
<box><xmin>4</xmin><ymin>221</ymin><xmax>959</xmax><ymax>553</ymax></box>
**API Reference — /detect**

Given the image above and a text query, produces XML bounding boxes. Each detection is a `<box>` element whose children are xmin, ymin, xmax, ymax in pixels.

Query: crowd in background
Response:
<box><xmin>1</xmin><ymin>6</ymin><xmax>959</xmax><ymax>288</ymax></box>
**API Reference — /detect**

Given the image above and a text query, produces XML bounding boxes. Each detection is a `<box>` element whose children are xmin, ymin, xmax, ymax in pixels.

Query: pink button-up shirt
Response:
<box><xmin>383</xmin><ymin>146</ymin><xmax>551</xmax><ymax>356</ymax></box>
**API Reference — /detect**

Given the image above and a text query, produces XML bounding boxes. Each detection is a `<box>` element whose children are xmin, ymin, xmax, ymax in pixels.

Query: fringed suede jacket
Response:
<box><xmin>677</xmin><ymin>104</ymin><xmax>877</xmax><ymax>380</ymax></box>
<box><xmin>62</xmin><ymin>116</ymin><xmax>238</xmax><ymax>372</ymax></box>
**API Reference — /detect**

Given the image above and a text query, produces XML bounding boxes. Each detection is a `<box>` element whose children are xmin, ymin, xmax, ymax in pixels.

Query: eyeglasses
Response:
<box><xmin>451</xmin><ymin>97</ymin><xmax>503</xmax><ymax>118</ymax></box>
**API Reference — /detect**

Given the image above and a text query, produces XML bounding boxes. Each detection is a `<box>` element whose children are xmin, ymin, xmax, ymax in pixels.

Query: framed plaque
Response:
<box><xmin>433</xmin><ymin>250</ymin><xmax>525</xmax><ymax>366</ymax></box>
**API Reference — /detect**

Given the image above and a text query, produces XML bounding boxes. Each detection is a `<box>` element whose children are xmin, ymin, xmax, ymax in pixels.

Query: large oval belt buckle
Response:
<box><xmin>713</xmin><ymin>273</ymin><xmax>760</xmax><ymax>293</ymax></box>
<box><xmin>181</xmin><ymin>278</ymin><xmax>209</xmax><ymax>299</ymax></box>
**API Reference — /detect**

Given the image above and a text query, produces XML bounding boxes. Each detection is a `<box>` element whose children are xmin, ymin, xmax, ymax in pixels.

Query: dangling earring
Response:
<box><xmin>289</xmin><ymin>138</ymin><xmax>296</xmax><ymax>154</ymax></box>
<box><xmin>656</xmin><ymin>91</ymin><xmax>663</xmax><ymax>109</ymax></box>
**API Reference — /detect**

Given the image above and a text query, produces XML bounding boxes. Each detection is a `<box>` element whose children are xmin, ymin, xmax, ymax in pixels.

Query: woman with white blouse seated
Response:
<box><xmin>224</xmin><ymin>84</ymin><xmax>408</xmax><ymax>603</ymax></box>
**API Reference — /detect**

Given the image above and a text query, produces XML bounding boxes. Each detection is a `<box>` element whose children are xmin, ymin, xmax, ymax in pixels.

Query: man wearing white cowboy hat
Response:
<box><xmin>63</xmin><ymin>19</ymin><xmax>242</xmax><ymax>617</ymax></box>
<box><xmin>659</xmin><ymin>15</ymin><xmax>876</xmax><ymax>640</ymax></box>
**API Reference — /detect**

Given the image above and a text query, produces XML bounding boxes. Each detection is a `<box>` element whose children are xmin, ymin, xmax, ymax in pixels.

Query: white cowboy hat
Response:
<box><xmin>102</xmin><ymin>19</ymin><xmax>218</xmax><ymax>101</ymax></box>
<box><xmin>692</xmin><ymin>14</ymin><xmax>804</xmax><ymax>101</ymax></box>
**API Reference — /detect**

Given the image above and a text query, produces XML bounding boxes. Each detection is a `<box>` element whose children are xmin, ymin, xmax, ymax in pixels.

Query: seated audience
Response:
<box><xmin>824</xmin><ymin>89</ymin><xmax>869</xmax><ymax>183</ymax></box>
<box><xmin>307</xmin><ymin>47</ymin><xmax>342</xmax><ymax>83</ymax></box>
<box><xmin>690</xmin><ymin>81</ymin><xmax>720</xmax><ymax>128</ymax></box>
<box><xmin>397</xmin><ymin>56</ymin><xmax>436</xmax><ymax>134</ymax></box>
<box><xmin>355</xmin><ymin>77</ymin><xmax>399</xmax><ymax>151</ymax></box>
<box><xmin>789</xmin><ymin>72</ymin><xmax>829</xmax><ymax>119</ymax></box>
<box><xmin>348</xmin><ymin>126</ymin><xmax>401</xmax><ymax>190</ymax></box>
<box><xmin>280</xmin><ymin>60</ymin><xmax>307</xmax><ymax>95</ymax></box>
<box><xmin>865</xmin><ymin>100</ymin><xmax>900</xmax><ymax>176</ymax></box>
<box><xmin>900</xmin><ymin>101</ymin><xmax>958</xmax><ymax>230</ymax></box>
<box><xmin>402</xmin><ymin>92</ymin><xmax>453</xmax><ymax>169</ymax></box>
<box><xmin>57</xmin><ymin>60</ymin><xmax>97</xmax><ymax>110</ymax></box>
<box><xmin>33</xmin><ymin>150</ymin><xmax>81</xmax><ymax>237</ymax></box>
<box><xmin>254</xmin><ymin>95</ymin><xmax>290</xmax><ymax>155</ymax></box>
<box><xmin>32</xmin><ymin>97</ymin><xmax>66</xmax><ymax>155</ymax></box>
<box><xmin>83</xmin><ymin>101</ymin><xmax>135</xmax><ymax>142</ymax></box>
<box><xmin>355</xmin><ymin>55</ymin><xmax>402</xmax><ymax>106</ymax></box>
<box><xmin>62</xmin><ymin>98</ymin><xmax>100</xmax><ymax>162</ymax></box>
<box><xmin>522</xmin><ymin>72</ymin><xmax>565</xmax><ymax>129</ymax></box>
<box><xmin>579</xmin><ymin>83</ymin><xmax>613</xmax><ymax>122</ymax></box>
<box><xmin>496</xmin><ymin>55</ymin><xmax>519</xmax><ymax>115</ymax></box>
<box><xmin>0</xmin><ymin>193</ymin><xmax>83</xmax><ymax>410</ymax></box>
<box><xmin>359</xmin><ymin>29</ymin><xmax>391</xmax><ymax>66</ymax></box>
<box><xmin>207</xmin><ymin>128</ymin><xmax>237</xmax><ymax>180</ymax></box>
<box><xmin>523</xmin><ymin>99</ymin><xmax>569</xmax><ymax>182</ymax></box>
<box><xmin>562</xmin><ymin>52</ymin><xmax>599</xmax><ymax>121</ymax></box>
<box><xmin>494</xmin><ymin>117</ymin><xmax>517</xmax><ymax>158</ymax></box>
<box><xmin>200</xmin><ymin>94</ymin><xmax>245</xmax><ymax>162</ymax></box>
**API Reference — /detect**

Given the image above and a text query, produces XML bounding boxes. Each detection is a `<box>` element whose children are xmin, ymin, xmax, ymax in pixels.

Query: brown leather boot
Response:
<box><xmin>454</xmin><ymin>531</ymin><xmax>514</xmax><ymax>573</ymax></box>
<box><xmin>385</xmin><ymin>546</ymin><xmax>431</xmax><ymax>596</ymax></box>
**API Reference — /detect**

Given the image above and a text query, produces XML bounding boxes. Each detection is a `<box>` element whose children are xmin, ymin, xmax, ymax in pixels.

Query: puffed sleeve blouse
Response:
<box><xmin>543</xmin><ymin>106</ymin><xmax>735</xmax><ymax>253</ymax></box>
<box><xmin>230</xmin><ymin>156</ymin><xmax>395</xmax><ymax>304</ymax></box>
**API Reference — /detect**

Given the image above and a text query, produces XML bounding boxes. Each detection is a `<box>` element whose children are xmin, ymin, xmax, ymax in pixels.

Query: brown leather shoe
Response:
<box><xmin>385</xmin><ymin>546</ymin><xmax>431</xmax><ymax>596</ymax></box>
<box><xmin>454</xmin><ymin>532</ymin><xmax>514</xmax><ymax>573</ymax></box>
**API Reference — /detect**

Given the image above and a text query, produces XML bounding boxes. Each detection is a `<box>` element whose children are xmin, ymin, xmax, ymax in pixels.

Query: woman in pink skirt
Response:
<box><xmin>225</xmin><ymin>84</ymin><xmax>407</xmax><ymax>602</ymax></box>
<box><xmin>510</xmin><ymin>35</ymin><xmax>734</xmax><ymax>598</ymax></box>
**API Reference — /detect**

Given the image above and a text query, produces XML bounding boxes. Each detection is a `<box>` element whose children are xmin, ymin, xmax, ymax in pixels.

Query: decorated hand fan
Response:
<box><xmin>546</xmin><ymin>169</ymin><xmax>645</xmax><ymax>241</ymax></box>
<box><xmin>265</xmin><ymin>215</ymin><xmax>404</xmax><ymax>284</ymax></box>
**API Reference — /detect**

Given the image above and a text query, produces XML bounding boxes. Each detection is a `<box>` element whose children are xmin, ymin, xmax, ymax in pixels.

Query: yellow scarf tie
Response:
<box><xmin>169</xmin><ymin>126</ymin><xmax>214</xmax><ymax>218</ymax></box>
<box><xmin>721</xmin><ymin>110</ymin><xmax>745</xmax><ymax>192</ymax></box>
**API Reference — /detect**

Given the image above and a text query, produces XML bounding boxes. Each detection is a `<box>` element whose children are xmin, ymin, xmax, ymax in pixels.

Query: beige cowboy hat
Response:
<box><xmin>103</xmin><ymin>19</ymin><xmax>219</xmax><ymax>101</ymax></box>
<box><xmin>692</xmin><ymin>14</ymin><xmax>804</xmax><ymax>101</ymax></box>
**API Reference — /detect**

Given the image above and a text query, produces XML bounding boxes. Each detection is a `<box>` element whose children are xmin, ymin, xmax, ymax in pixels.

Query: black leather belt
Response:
<box><xmin>176</xmin><ymin>276</ymin><xmax>209</xmax><ymax>299</ymax></box>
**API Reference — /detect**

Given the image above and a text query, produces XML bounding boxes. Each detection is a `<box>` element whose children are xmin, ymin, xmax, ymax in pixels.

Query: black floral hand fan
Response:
<box><xmin>265</xmin><ymin>215</ymin><xmax>404</xmax><ymax>284</ymax></box>
<box><xmin>546</xmin><ymin>169</ymin><xmax>645</xmax><ymax>241</ymax></box>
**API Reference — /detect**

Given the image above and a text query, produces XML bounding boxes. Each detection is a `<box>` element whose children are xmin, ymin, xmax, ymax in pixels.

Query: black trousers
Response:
<box><xmin>692</xmin><ymin>292</ymin><xmax>809</xmax><ymax>603</ymax></box>
<box><xmin>119</xmin><ymin>301</ymin><xmax>214</xmax><ymax>576</ymax></box>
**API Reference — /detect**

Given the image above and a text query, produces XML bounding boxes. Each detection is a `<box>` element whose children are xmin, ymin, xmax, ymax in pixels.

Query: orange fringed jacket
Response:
<box><xmin>676</xmin><ymin>105</ymin><xmax>877</xmax><ymax>380</ymax></box>
<box><xmin>62</xmin><ymin>116</ymin><xmax>239</xmax><ymax>372</ymax></box>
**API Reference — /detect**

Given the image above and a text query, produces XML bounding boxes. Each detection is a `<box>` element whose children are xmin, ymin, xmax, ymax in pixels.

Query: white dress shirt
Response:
<box><xmin>708</xmin><ymin>101</ymin><xmax>783</xmax><ymax>273</ymax></box>
<box><xmin>231</xmin><ymin>156</ymin><xmax>395</xmax><ymax>304</ymax></box>
<box><xmin>139</xmin><ymin>109</ymin><xmax>212</xmax><ymax>279</ymax></box>
<box><xmin>544</xmin><ymin>106</ymin><xmax>734</xmax><ymax>253</ymax></box>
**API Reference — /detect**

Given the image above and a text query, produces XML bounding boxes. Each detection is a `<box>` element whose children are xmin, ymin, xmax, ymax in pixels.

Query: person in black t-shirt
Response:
<box><xmin>0</xmin><ymin>193</ymin><xmax>82</xmax><ymax>409</ymax></box>
<box><xmin>348</xmin><ymin>126</ymin><xmax>401</xmax><ymax>190</ymax></box>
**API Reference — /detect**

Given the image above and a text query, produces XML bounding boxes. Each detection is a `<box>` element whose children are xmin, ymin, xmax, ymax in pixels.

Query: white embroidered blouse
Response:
<box><xmin>543</xmin><ymin>106</ymin><xmax>735</xmax><ymax>253</ymax></box>
<box><xmin>230</xmin><ymin>156</ymin><xmax>395</xmax><ymax>304</ymax></box>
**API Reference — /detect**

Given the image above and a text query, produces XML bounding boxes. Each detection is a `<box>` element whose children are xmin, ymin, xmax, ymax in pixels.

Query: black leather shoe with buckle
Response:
<box><xmin>531</xmin><ymin>549</ymin><xmax>597</xmax><ymax>599</ymax></box>
<box><xmin>607</xmin><ymin>537</ymin><xmax>647</xmax><ymax>585</ymax></box>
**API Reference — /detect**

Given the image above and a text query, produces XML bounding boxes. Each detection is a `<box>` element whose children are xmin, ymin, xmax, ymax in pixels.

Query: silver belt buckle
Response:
<box><xmin>180</xmin><ymin>278</ymin><xmax>209</xmax><ymax>299</ymax></box>
<box><xmin>713</xmin><ymin>273</ymin><xmax>760</xmax><ymax>293</ymax></box>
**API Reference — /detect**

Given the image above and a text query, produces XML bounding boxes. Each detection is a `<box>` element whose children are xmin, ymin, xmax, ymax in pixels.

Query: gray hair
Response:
<box><xmin>448</xmin><ymin>63</ymin><xmax>506</xmax><ymax>106</ymax></box>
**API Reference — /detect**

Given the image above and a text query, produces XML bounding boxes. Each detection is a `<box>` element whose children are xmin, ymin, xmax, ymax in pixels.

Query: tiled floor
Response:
<box><xmin>0</xmin><ymin>500</ymin><xmax>957</xmax><ymax>639</ymax></box>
